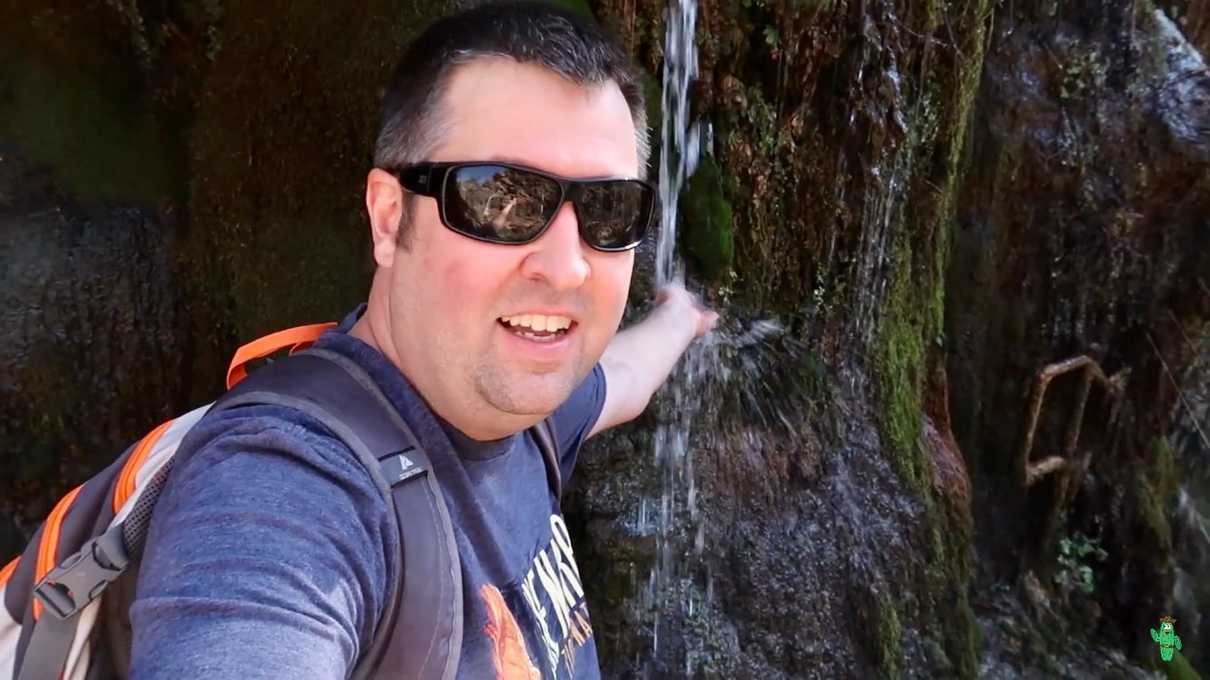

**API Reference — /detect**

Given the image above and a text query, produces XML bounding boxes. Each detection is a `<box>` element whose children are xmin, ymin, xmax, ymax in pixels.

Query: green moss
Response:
<box><xmin>927</xmin><ymin>508</ymin><xmax>977</xmax><ymax>674</ymax></box>
<box><xmin>0</xmin><ymin>48</ymin><xmax>177</xmax><ymax>204</ymax></box>
<box><xmin>867</xmin><ymin>1</ymin><xmax>991</xmax><ymax>677</ymax></box>
<box><xmin>873</xmin><ymin>592</ymin><xmax>903</xmax><ymax>678</ymax></box>
<box><xmin>543</xmin><ymin>0</ymin><xmax>595</xmax><ymax>19</ymax></box>
<box><xmin>720</xmin><ymin>83</ymin><xmax>799</xmax><ymax>307</ymax></box>
<box><xmin>1138</xmin><ymin>438</ymin><xmax>1179</xmax><ymax>552</ymax></box>
<box><xmin>878</xmin><ymin>274</ymin><xmax>929</xmax><ymax>492</ymax></box>
<box><xmin>872</xmin><ymin>0</ymin><xmax>987</xmax><ymax>493</ymax></box>
<box><xmin>682</xmin><ymin>156</ymin><xmax>735</xmax><ymax>282</ymax></box>
<box><xmin>641</xmin><ymin>69</ymin><xmax>663</xmax><ymax>173</ymax></box>
<box><xmin>1164</xmin><ymin>651</ymin><xmax>1204</xmax><ymax>680</ymax></box>
<box><xmin>794</xmin><ymin>0</ymin><xmax>835</xmax><ymax>10</ymax></box>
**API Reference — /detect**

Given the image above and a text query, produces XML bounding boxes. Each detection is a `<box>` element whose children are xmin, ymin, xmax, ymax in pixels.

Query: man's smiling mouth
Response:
<box><xmin>498</xmin><ymin>314</ymin><xmax>576</xmax><ymax>343</ymax></box>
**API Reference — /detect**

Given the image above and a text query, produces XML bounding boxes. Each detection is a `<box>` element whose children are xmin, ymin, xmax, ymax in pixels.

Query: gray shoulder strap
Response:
<box><xmin>532</xmin><ymin>417</ymin><xmax>561</xmax><ymax>502</ymax></box>
<box><xmin>213</xmin><ymin>348</ymin><xmax>461</xmax><ymax>680</ymax></box>
<box><xmin>16</xmin><ymin>608</ymin><xmax>81</xmax><ymax>680</ymax></box>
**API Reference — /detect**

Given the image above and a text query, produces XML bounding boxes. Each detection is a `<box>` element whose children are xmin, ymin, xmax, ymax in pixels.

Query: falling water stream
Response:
<box><xmin>655</xmin><ymin>0</ymin><xmax>700</xmax><ymax>287</ymax></box>
<box><xmin>644</xmin><ymin>0</ymin><xmax>703</xmax><ymax>671</ymax></box>
<box><xmin>643</xmin><ymin>0</ymin><xmax>706</xmax><ymax>667</ymax></box>
<box><xmin>644</xmin><ymin>0</ymin><xmax>816</xmax><ymax>671</ymax></box>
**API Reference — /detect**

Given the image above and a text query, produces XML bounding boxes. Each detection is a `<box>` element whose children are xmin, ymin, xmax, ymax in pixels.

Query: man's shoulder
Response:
<box><xmin>172</xmin><ymin>401</ymin><xmax>383</xmax><ymax>503</ymax></box>
<box><xmin>187</xmin><ymin>401</ymin><xmax>351</xmax><ymax>456</ymax></box>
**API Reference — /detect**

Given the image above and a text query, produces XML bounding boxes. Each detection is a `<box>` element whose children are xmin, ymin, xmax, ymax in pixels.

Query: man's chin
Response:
<box><xmin>479</xmin><ymin>372</ymin><xmax>577</xmax><ymax>418</ymax></box>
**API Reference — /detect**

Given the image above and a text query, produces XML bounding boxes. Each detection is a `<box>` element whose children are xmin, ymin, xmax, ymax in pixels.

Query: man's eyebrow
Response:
<box><xmin>479</xmin><ymin>156</ymin><xmax>642</xmax><ymax>179</ymax></box>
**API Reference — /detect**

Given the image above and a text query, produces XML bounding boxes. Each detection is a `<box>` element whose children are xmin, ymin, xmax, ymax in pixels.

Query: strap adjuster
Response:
<box><xmin>33</xmin><ymin>524</ymin><xmax>129</xmax><ymax>620</ymax></box>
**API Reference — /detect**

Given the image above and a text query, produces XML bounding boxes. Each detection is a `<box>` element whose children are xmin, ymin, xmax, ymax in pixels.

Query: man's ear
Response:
<box><xmin>365</xmin><ymin>168</ymin><xmax>404</xmax><ymax>267</ymax></box>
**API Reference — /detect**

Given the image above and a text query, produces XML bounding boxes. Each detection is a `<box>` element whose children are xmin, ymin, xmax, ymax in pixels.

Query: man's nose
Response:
<box><xmin>519</xmin><ymin>202</ymin><xmax>590</xmax><ymax>291</ymax></box>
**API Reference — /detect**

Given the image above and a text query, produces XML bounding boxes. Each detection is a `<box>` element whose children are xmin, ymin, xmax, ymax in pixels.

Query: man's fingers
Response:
<box><xmin>695</xmin><ymin>309</ymin><xmax>719</xmax><ymax>337</ymax></box>
<box><xmin>654</xmin><ymin>285</ymin><xmax>719</xmax><ymax>337</ymax></box>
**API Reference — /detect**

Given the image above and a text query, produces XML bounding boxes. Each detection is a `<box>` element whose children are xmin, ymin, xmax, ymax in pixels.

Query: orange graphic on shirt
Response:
<box><xmin>481</xmin><ymin>584</ymin><xmax>541</xmax><ymax>680</ymax></box>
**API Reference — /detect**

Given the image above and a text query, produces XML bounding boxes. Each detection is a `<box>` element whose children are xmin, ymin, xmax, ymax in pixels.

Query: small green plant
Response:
<box><xmin>1054</xmin><ymin>532</ymin><xmax>1108</xmax><ymax>596</ymax></box>
<box><xmin>1058</xmin><ymin>50</ymin><xmax>1107</xmax><ymax>103</ymax></box>
<box><xmin>763</xmin><ymin>26</ymin><xmax>779</xmax><ymax>47</ymax></box>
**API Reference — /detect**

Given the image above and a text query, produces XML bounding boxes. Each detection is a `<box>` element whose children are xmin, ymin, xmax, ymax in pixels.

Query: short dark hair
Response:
<box><xmin>374</xmin><ymin>1</ymin><xmax>650</xmax><ymax>245</ymax></box>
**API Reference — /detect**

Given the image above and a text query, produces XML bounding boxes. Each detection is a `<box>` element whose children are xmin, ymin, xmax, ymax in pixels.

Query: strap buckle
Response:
<box><xmin>33</xmin><ymin>524</ymin><xmax>129</xmax><ymax>620</ymax></box>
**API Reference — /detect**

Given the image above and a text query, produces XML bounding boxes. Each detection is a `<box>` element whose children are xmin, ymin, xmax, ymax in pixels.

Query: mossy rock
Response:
<box><xmin>873</xmin><ymin>593</ymin><xmax>903</xmax><ymax>678</ymax></box>
<box><xmin>1137</xmin><ymin>438</ymin><xmax>1179</xmax><ymax>552</ymax></box>
<box><xmin>542</xmin><ymin>0</ymin><xmax>594</xmax><ymax>19</ymax></box>
<box><xmin>0</xmin><ymin>47</ymin><xmax>177</xmax><ymax>205</ymax></box>
<box><xmin>680</xmin><ymin>156</ymin><xmax>735</xmax><ymax>281</ymax></box>
<box><xmin>641</xmin><ymin>69</ymin><xmax>663</xmax><ymax>172</ymax></box>
<box><xmin>1163</xmin><ymin>650</ymin><xmax>1203</xmax><ymax>680</ymax></box>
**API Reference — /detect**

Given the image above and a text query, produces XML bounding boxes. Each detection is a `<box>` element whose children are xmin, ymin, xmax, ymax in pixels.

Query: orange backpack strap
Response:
<box><xmin>225</xmin><ymin>323</ymin><xmax>337</xmax><ymax>390</ymax></box>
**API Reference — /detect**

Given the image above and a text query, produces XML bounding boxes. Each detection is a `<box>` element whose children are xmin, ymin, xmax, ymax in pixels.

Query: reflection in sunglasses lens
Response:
<box><xmin>581</xmin><ymin>182</ymin><xmax>645</xmax><ymax>249</ymax></box>
<box><xmin>450</xmin><ymin>166</ymin><xmax>560</xmax><ymax>241</ymax></box>
<box><xmin>442</xmin><ymin>165</ymin><xmax>649</xmax><ymax>249</ymax></box>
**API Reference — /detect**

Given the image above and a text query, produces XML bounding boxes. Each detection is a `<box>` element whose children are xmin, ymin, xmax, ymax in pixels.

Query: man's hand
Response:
<box><xmin>589</xmin><ymin>284</ymin><xmax>719</xmax><ymax>438</ymax></box>
<box><xmin>654</xmin><ymin>284</ymin><xmax>720</xmax><ymax>338</ymax></box>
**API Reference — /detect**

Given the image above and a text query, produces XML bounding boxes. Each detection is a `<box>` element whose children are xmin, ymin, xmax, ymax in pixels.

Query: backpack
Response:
<box><xmin>0</xmin><ymin>323</ymin><xmax>563</xmax><ymax>680</ymax></box>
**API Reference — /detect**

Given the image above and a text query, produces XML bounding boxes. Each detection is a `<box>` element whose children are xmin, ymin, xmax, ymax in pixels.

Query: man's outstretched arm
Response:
<box><xmin>589</xmin><ymin>284</ymin><xmax>718</xmax><ymax>438</ymax></box>
<box><xmin>130</xmin><ymin>411</ymin><xmax>393</xmax><ymax>679</ymax></box>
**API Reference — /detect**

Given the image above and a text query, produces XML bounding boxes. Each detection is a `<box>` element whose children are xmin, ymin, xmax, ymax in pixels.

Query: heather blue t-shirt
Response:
<box><xmin>130</xmin><ymin>306</ymin><xmax>607</xmax><ymax>679</ymax></box>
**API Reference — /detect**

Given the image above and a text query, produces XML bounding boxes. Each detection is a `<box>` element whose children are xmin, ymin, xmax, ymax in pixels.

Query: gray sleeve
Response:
<box><xmin>129</xmin><ymin>406</ymin><xmax>396</xmax><ymax>680</ymax></box>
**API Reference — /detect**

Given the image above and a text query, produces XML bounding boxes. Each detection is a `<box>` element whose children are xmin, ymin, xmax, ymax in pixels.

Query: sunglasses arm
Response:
<box><xmin>393</xmin><ymin>165</ymin><xmax>444</xmax><ymax>198</ymax></box>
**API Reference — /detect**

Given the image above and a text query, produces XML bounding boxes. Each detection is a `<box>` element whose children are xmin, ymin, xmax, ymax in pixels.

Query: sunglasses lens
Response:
<box><xmin>446</xmin><ymin>165</ymin><xmax>561</xmax><ymax>242</ymax></box>
<box><xmin>437</xmin><ymin>164</ymin><xmax>652</xmax><ymax>250</ymax></box>
<box><xmin>578</xmin><ymin>181</ymin><xmax>652</xmax><ymax>250</ymax></box>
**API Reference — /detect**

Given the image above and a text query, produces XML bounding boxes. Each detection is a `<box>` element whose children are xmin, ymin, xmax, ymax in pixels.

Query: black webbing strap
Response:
<box><xmin>212</xmin><ymin>348</ymin><xmax>461</xmax><ymax>680</ymax></box>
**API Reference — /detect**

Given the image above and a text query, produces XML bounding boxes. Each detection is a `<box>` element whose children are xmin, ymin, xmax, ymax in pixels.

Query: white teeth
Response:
<box><xmin>500</xmin><ymin>314</ymin><xmax>573</xmax><ymax>331</ymax></box>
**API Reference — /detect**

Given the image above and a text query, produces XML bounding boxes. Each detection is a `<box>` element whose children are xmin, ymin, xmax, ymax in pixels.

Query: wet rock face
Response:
<box><xmin>948</xmin><ymin>0</ymin><xmax>1210</xmax><ymax>666</ymax></box>
<box><xmin>0</xmin><ymin>2</ymin><xmax>191</xmax><ymax>553</ymax></box>
<box><xmin>0</xmin><ymin>151</ymin><xmax>181</xmax><ymax>554</ymax></box>
<box><xmin>1172</xmin><ymin>329</ymin><xmax>1210</xmax><ymax>670</ymax></box>
<box><xmin>1167</xmin><ymin>0</ymin><xmax>1210</xmax><ymax>55</ymax></box>
<box><xmin>569</xmin><ymin>342</ymin><xmax>936</xmax><ymax>678</ymax></box>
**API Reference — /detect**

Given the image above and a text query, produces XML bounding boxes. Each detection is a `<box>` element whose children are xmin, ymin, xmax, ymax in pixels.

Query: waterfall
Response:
<box><xmin>656</xmin><ymin>0</ymin><xmax>701</xmax><ymax>287</ymax></box>
<box><xmin>643</xmin><ymin>0</ymin><xmax>703</xmax><ymax>670</ymax></box>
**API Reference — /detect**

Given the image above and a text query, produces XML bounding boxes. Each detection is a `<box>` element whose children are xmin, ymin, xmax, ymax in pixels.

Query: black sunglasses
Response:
<box><xmin>389</xmin><ymin>162</ymin><xmax>657</xmax><ymax>252</ymax></box>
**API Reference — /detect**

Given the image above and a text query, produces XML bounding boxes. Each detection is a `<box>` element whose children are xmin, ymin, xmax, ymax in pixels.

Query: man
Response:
<box><xmin>130</xmin><ymin>2</ymin><xmax>716</xmax><ymax>678</ymax></box>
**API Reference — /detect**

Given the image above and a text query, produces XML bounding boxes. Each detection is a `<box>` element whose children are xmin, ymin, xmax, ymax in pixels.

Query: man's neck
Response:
<box><xmin>348</xmin><ymin>299</ymin><xmax>536</xmax><ymax>441</ymax></box>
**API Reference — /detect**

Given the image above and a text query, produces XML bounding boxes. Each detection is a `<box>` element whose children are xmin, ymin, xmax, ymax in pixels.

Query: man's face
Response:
<box><xmin>384</xmin><ymin>58</ymin><xmax>638</xmax><ymax>437</ymax></box>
